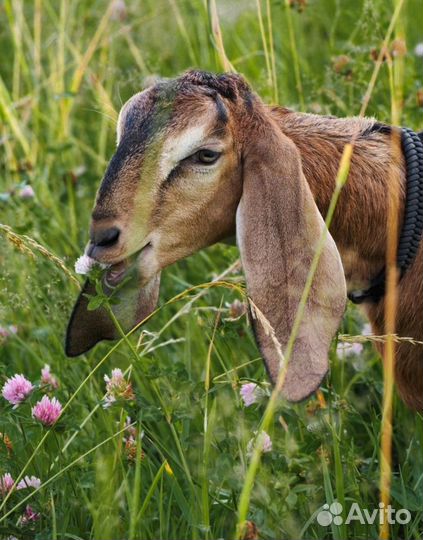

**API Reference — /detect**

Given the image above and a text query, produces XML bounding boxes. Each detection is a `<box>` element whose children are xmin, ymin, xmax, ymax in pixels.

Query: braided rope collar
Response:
<box><xmin>348</xmin><ymin>127</ymin><xmax>423</xmax><ymax>304</ymax></box>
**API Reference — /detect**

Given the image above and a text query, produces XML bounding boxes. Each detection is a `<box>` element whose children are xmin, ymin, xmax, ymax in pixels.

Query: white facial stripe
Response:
<box><xmin>116</xmin><ymin>108</ymin><xmax>124</xmax><ymax>145</ymax></box>
<box><xmin>116</xmin><ymin>91</ymin><xmax>146</xmax><ymax>145</ymax></box>
<box><xmin>160</xmin><ymin>124</ymin><xmax>210</xmax><ymax>178</ymax></box>
<box><xmin>116</xmin><ymin>100</ymin><xmax>131</xmax><ymax>145</ymax></box>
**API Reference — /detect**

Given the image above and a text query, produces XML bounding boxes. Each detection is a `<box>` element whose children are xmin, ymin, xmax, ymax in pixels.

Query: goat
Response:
<box><xmin>65</xmin><ymin>70</ymin><xmax>423</xmax><ymax>412</ymax></box>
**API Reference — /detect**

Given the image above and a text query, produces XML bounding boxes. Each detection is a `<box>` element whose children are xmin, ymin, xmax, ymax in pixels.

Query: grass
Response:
<box><xmin>0</xmin><ymin>0</ymin><xmax>422</xmax><ymax>539</ymax></box>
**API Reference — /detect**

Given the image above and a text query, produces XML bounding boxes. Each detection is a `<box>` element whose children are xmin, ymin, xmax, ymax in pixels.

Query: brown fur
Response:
<box><xmin>66</xmin><ymin>71</ymin><xmax>422</xmax><ymax>411</ymax></box>
<box><xmin>237</xmin><ymin>104</ymin><xmax>346</xmax><ymax>400</ymax></box>
<box><xmin>271</xmin><ymin>108</ymin><xmax>422</xmax><ymax>411</ymax></box>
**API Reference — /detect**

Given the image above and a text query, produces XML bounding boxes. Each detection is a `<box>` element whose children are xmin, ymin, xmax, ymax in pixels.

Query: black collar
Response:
<box><xmin>348</xmin><ymin>127</ymin><xmax>423</xmax><ymax>304</ymax></box>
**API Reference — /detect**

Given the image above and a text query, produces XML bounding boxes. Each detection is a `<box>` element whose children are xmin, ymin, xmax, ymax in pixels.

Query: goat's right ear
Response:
<box><xmin>236</xmin><ymin>116</ymin><xmax>346</xmax><ymax>402</ymax></box>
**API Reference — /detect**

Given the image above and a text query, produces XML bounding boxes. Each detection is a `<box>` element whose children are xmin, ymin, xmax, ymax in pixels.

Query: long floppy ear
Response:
<box><xmin>237</xmin><ymin>118</ymin><xmax>346</xmax><ymax>402</ymax></box>
<box><xmin>65</xmin><ymin>270</ymin><xmax>160</xmax><ymax>357</ymax></box>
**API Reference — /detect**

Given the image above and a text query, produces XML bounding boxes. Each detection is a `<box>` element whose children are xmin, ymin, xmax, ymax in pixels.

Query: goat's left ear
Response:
<box><xmin>65</xmin><ymin>271</ymin><xmax>160</xmax><ymax>357</ymax></box>
<box><xmin>237</xmin><ymin>116</ymin><xmax>346</xmax><ymax>401</ymax></box>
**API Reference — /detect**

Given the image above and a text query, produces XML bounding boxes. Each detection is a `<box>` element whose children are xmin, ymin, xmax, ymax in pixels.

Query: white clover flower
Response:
<box><xmin>247</xmin><ymin>430</ymin><xmax>273</xmax><ymax>457</ymax></box>
<box><xmin>240</xmin><ymin>383</ymin><xmax>262</xmax><ymax>407</ymax></box>
<box><xmin>103</xmin><ymin>368</ymin><xmax>134</xmax><ymax>408</ymax></box>
<box><xmin>74</xmin><ymin>254</ymin><xmax>108</xmax><ymax>275</ymax></box>
<box><xmin>19</xmin><ymin>185</ymin><xmax>35</xmax><ymax>199</ymax></box>
<box><xmin>414</xmin><ymin>43</ymin><xmax>423</xmax><ymax>57</ymax></box>
<box><xmin>17</xmin><ymin>476</ymin><xmax>41</xmax><ymax>490</ymax></box>
<box><xmin>336</xmin><ymin>341</ymin><xmax>363</xmax><ymax>357</ymax></box>
<box><xmin>361</xmin><ymin>323</ymin><xmax>372</xmax><ymax>336</ymax></box>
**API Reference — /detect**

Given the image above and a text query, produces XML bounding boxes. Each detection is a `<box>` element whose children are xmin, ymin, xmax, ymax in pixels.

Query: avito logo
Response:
<box><xmin>316</xmin><ymin>501</ymin><xmax>411</xmax><ymax>526</ymax></box>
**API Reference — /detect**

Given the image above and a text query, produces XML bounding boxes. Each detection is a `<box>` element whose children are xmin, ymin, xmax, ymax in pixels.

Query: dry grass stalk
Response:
<box><xmin>0</xmin><ymin>223</ymin><xmax>80</xmax><ymax>287</ymax></box>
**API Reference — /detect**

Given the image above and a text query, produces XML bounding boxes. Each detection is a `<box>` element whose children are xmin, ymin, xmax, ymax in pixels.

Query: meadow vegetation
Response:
<box><xmin>0</xmin><ymin>0</ymin><xmax>422</xmax><ymax>538</ymax></box>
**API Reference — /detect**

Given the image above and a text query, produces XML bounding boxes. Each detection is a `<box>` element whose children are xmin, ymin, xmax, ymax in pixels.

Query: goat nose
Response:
<box><xmin>91</xmin><ymin>226</ymin><xmax>120</xmax><ymax>248</ymax></box>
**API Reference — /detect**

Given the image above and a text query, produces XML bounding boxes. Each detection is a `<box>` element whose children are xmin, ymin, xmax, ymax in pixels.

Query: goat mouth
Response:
<box><xmin>104</xmin><ymin>242</ymin><xmax>152</xmax><ymax>288</ymax></box>
<box><xmin>105</xmin><ymin>259</ymin><xmax>127</xmax><ymax>287</ymax></box>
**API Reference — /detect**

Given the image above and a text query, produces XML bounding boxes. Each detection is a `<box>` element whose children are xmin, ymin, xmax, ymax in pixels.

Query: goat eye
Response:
<box><xmin>196</xmin><ymin>149</ymin><xmax>221</xmax><ymax>164</ymax></box>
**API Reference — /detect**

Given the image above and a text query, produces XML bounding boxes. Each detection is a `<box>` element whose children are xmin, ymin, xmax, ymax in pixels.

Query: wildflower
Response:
<box><xmin>20</xmin><ymin>505</ymin><xmax>40</xmax><ymax>525</ymax></box>
<box><xmin>103</xmin><ymin>368</ymin><xmax>135</xmax><ymax>408</ymax></box>
<box><xmin>0</xmin><ymin>432</ymin><xmax>13</xmax><ymax>454</ymax></box>
<box><xmin>124</xmin><ymin>435</ymin><xmax>144</xmax><ymax>462</ymax></box>
<box><xmin>246</xmin><ymin>431</ymin><xmax>272</xmax><ymax>457</ymax></box>
<box><xmin>336</xmin><ymin>341</ymin><xmax>363</xmax><ymax>357</ymax></box>
<box><xmin>241</xmin><ymin>520</ymin><xmax>259</xmax><ymax>540</ymax></box>
<box><xmin>391</xmin><ymin>39</ymin><xmax>407</xmax><ymax>57</ymax></box>
<box><xmin>414</xmin><ymin>43</ymin><xmax>423</xmax><ymax>57</ymax></box>
<box><xmin>306</xmin><ymin>420</ymin><xmax>325</xmax><ymax>435</ymax></box>
<box><xmin>287</xmin><ymin>0</ymin><xmax>307</xmax><ymax>12</ymax></box>
<box><xmin>227</xmin><ymin>299</ymin><xmax>246</xmax><ymax>319</ymax></box>
<box><xmin>105</xmin><ymin>367</ymin><xmax>124</xmax><ymax>388</ymax></box>
<box><xmin>123</xmin><ymin>424</ymin><xmax>145</xmax><ymax>463</ymax></box>
<box><xmin>19</xmin><ymin>185</ymin><xmax>35</xmax><ymax>199</ymax></box>
<box><xmin>350</xmin><ymin>342</ymin><xmax>364</xmax><ymax>355</ymax></box>
<box><xmin>17</xmin><ymin>476</ymin><xmax>41</xmax><ymax>490</ymax></box>
<box><xmin>74</xmin><ymin>254</ymin><xmax>107</xmax><ymax>275</ymax></box>
<box><xmin>40</xmin><ymin>364</ymin><xmax>59</xmax><ymax>389</ymax></box>
<box><xmin>332</xmin><ymin>54</ymin><xmax>351</xmax><ymax>74</ymax></box>
<box><xmin>125</xmin><ymin>416</ymin><xmax>137</xmax><ymax>439</ymax></box>
<box><xmin>0</xmin><ymin>473</ymin><xmax>14</xmax><ymax>495</ymax></box>
<box><xmin>240</xmin><ymin>383</ymin><xmax>261</xmax><ymax>407</ymax></box>
<box><xmin>361</xmin><ymin>323</ymin><xmax>372</xmax><ymax>336</ymax></box>
<box><xmin>111</xmin><ymin>0</ymin><xmax>127</xmax><ymax>21</ymax></box>
<box><xmin>0</xmin><ymin>327</ymin><xmax>8</xmax><ymax>339</ymax></box>
<box><xmin>164</xmin><ymin>460</ymin><xmax>174</xmax><ymax>476</ymax></box>
<box><xmin>0</xmin><ymin>325</ymin><xmax>18</xmax><ymax>341</ymax></box>
<box><xmin>2</xmin><ymin>374</ymin><xmax>34</xmax><ymax>406</ymax></box>
<box><xmin>104</xmin><ymin>394</ymin><xmax>116</xmax><ymax>408</ymax></box>
<box><xmin>260</xmin><ymin>431</ymin><xmax>272</xmax><ymax>453</ymax></box>
<box><xmin>123</xmin><ymin>417</ymin><xmax>137</xmax><ymax>460</ymax></box>
<box><xmin>32</xmin><ymin>395</ymin><xmax>62</xmax><ymax>426</ymax></box>
<box><xmin>370</xmin><ymin>45</ymin><xmax>389</xmax><ymax>63</ymax></box>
